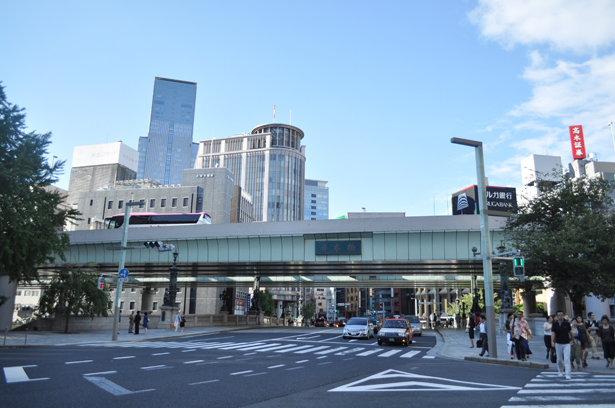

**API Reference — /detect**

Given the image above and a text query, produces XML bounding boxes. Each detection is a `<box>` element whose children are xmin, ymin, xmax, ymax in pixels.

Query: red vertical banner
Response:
<box><xmin>569</xmin><ymin>125</ymin><xmax>587</xmax><ymax>159</ymax></box>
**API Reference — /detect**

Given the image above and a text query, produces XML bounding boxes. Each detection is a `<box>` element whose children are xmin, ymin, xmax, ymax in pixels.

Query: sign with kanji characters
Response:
<box><xmin>569</xmin><ymin>125</ymin><xmax>587</xmax><ymax>159</ymax></box>
<box><xmin>451</xmin><ymin>186</ymin><xmax>517</xmax><ymax>217</ymax></box>
<box><xmin>316</xmin><ymin>240</ymin><xmax>362</xmax><ymax>255</ymax></box>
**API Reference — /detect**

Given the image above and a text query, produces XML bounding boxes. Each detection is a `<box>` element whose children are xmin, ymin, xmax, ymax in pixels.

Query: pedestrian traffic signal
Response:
<box><xmin>513</xmin><ymin>256</ymin><xmax>525</xmax><ymax>277</ymax></box>
<box><xmin>97</xmin><ymin>276</ymin><xmax>105</xmax><ymax>290</ymax></box>
<box><xmin>144</xmin><ymin>241</ymin><xmax>175</xmax><ymax>252</ymax></box>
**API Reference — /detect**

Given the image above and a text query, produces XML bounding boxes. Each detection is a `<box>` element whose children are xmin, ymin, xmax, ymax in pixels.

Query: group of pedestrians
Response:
<box><xmin>503</xmin><ymin>311</ymin><xmax>533</xmax><ymax>361</ymax></box>
<box><xmin>127</xmin><ymin>310</ymin><xmax>149</xmax><ymax>335</ymax></box>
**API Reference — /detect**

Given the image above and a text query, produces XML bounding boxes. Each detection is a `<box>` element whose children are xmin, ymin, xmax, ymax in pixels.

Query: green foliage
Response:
<box><xmin>38</xmin><ymin>265</ymin><xmax>109</xmax><ymax>333</ymax></box>
<box><xmin>0</xmin><ymin>83</ymin><xmax>79</xmax><ymax>284</ymax></box>
<box><xmin>505</xmin><ymin>171</ymin><xmax>615</xmax><ymax>315</ymax></box>
<box><xmin>259</xmin><ymin>289</ymin><xmax>275</xmax><ymax>316</ymax></box>
<box><xmin>301</xmin><ymin>301</ymin><xmax>316</xmax><ymax>321</ymax></box>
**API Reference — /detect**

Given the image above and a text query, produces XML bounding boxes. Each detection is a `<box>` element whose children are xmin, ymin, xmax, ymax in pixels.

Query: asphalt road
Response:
<box><xmin>2</xmin><ymin>328</ymin><xmax>612</xmax><ymax>408</ymax></box>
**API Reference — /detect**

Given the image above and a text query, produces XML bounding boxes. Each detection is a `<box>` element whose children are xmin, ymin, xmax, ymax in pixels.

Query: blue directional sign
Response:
<box><xmin>119</xmin><ymin>268</ymin><xmax>129</xmax><ymax>279</ymax></box>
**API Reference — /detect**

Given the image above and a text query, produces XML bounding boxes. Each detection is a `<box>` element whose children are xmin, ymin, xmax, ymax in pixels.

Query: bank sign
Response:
<box><xmin>451</xmin><ymin>185</ymin><xmax>517</xmax><ymax>217</ymax></box>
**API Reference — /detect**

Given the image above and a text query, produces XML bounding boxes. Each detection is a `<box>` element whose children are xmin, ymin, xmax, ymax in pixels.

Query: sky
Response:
<box><xmin>2</xmin><ymin>0</ymin><xmax>615</xmax><ymax>218</ymax></box>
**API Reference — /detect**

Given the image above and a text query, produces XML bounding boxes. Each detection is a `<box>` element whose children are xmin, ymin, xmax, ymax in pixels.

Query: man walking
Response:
<box><xmin>134</xmin><ymin>311</ymin><xmax>141</xmax><ymax>335</ymax></box>
<box><xmin>552</xmin><ymin>310</ymin><xmax>573</xmax><ymax>380</ymax></box>
<box><xmin>478</xmin><ymin>315</ymin><xmax>489</xmax><ymax>357</ymax></box>
<box><xmin>128</xmin><ymin>311</ymin><xmax>135</xmax><ymax>334</ymax></box>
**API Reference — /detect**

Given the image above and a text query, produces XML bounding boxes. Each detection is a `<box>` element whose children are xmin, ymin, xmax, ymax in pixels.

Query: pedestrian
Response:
<box><xmin>544</xmin><ymin>315</ymin><xmax>554</xmax><ymax>361</ymax></box>
<box><xmin>585</xmin><ymin>312</ymin><xmax>601</xmax><ymax>360</ymax></box>
<box><xmin>180</xmin><ymin>312</ymin><xmax>186</xmax><ymax>332</ymax></box>
<box><xmin>429</xmin><ymin>313</ymin><xmax>435</xmax><ymax>329</ymax></box>
<box><xmin>174</xmin><ymin>311</ymin><xmax>182</xmax><ymax>332</ymax></box>
<box><xmin>512</xmin><ymin>310</ymin><xmax>532</xmax><ymax>361</ymax></box>
<box><xmin>134</xmin><ymin>311</ymin><xmax>141</xmax><ymax>335</ymax></box>
<box><xmin>552</xmin><ymin>310</ymin><xmax>573</xmax><ymax>380</ymax></box>
<box><xmin>503</xmin><ymin>313</ymin><xmax>514</xmax><ymax>359</ymax></box>
<box><xmin>118</xmin><ymin>309</ymin><xmax>122</xmax><ymax>335</ymax></box>
<box><xmin>143</xmin><ymin>312</ymin><xmax>149</xmax><ymax>334</ymax></box>
<box><xmin>128</xmin><ymin>311</ymin><xmax>135</xmax><ymax>333</ymax></box>
<box><xmin>575</xmin><ymin>315</ymin><xmax>590</xmax><ymax>368</ymax></box>
<box><xmin>468</xmin><ymin>313</ymin><xmax>476</xmax><ymax>348</ymax></box>
<box><xmin>478</xmin><ymin>315</ymin><xmax>489</xmax><ymax>357</ymax></box>
<box><xmin>597</xmin><ymin>315</ymin><xmax>614</xmax><ymax>370</ymax></box>
<box><xmin>461</xmin><ymin>311</ymin><xmax>467</xmax><ymax>328</ymax></box>
<box><xmin>570</xmin><ymin>319</ymin><xmax>585</xmax><ymax>371</ymax></box>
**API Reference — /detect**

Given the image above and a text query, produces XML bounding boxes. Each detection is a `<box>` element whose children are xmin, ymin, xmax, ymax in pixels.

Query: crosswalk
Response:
<box><xmin>501</xmin><ymin>371</ymin><xmax>615</xmax><ymax>407</ymax></box>
<box><xmin>80</xmin><ymin>340</ymin><xmax>432</xmax><ymax>360</ymax></box>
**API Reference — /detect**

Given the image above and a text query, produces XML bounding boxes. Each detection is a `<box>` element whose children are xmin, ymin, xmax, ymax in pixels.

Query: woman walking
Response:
<box><xmin>173</xmin><ymin>311</ymin><xmax>182</xmax><ymax>332</ymax></box>
<box><xmin>544</xmin><ymin>315</ymin><xmax>554</xmax><ymax>361</ymax></box>
<box><xmin>143</xmin><ymin>312</ymin><xmax>149</xmax><ymax>334</ymax></box>
<box><xmin>503</xmin><ymin>313</ymin><xmax>514</xmax><ymax>359</ymax></box>
<box><xmin>575</xmin><ymin>315</ymin><xmax>590</xmax><ymax>367</ymax></box>
<box><xmin>570</xmin><ymin>319</ymin><xmax>586</xmax><ymax>371</ymax></box>
<box><xmin>468</xmin><ymin>313</ymin><xmax>476</xmax><ymax>348</ymax></box>
<box><xmin>598</xmin><ymin>315</ymin><xmax>615</xmax><ymax>369</ymax></box>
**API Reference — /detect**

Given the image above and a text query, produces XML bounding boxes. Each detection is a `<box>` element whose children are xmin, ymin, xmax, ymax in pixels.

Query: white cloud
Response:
<box><xmin>469</xmin><ymin>0</ymin><xmax>615</xmax><ymax>53</ymax></box>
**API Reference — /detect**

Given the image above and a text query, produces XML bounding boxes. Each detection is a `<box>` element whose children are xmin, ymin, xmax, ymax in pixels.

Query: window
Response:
<box><xmin>172</xmin><ymin>198</ymin><xmax>177</xmax><ymax>207</ymax></box>
<box><xmin>150</xmin><ymin>199</ymin><xmax>155</xmax><ymax>208</ymax></box>
<box><xmin>311</xmin><ymin>200</ymin><xmax>316</xmax><ymax>203</ymax></box>
<box><xmin>311</xmin><ymin>217</ymin><xmax>316</xmax><ymax>220</ymax></box>
<box><xmin>32</xmin><ymin>291</ymin><xmax>39</xmax><ymax>296</ymax></box>
<box><xmin>311</xmin><ymin>194</ymin><xmax>316</xmax><ymax>197</ymax></box>
<box><xmin>108</xmin><ymin>201</ymin><xmax>113</xmax><ymax>209</ymax></box>
<box><xmin>311</xmin><ymin>212</ymin><xmax>316</xmax><ymax>215</ymax></box>
<box><xmin>118</xmin><ymin>200</ymin><xmax>123</xmax><ymax>209</ymax></box>
<box><xmin>87</xmin><ymin>218</ymin><xmax>91</xmax><ymax>224</ymax></box>
<box><xmin>129</xmin><ymin>301</ymin><xmax>135</xmax><ymax>310</ymax></box>
<box><xmin>17</xmin><ymin>290</ymin><xmax>22</xmax><ymax>296</ymax></box>
<box><xmin>139</xmin><ymin>200</ymin><xmax>144</xmax><ymax>209</ymax></box>
<box><xmin>152</xmin><ymin>302</ymin><xmax>158</xmax><ymax>311</ymax></box>
<box><xmin>183</xmin><ymin>197</ymin><xmax>189</xmax><ymax>206</ymax></box>
<box><xmin>161</xmin><ymin>199</ymin><xmax>166</xmax><ymax>207</ymax></box>
<box><xmin>311</xmin><ymin>206</ymin><xmax>316</xmax><ymax>209</ymax></box>
<box><xmin>90</xmin><ymin>200</ymin><xmax>93</xmax><ymax>206</ymax></box>
<box><xmin>130</xmin><ymin>288</ymin><xmax>136</xmax><ymax>293</ymax></box>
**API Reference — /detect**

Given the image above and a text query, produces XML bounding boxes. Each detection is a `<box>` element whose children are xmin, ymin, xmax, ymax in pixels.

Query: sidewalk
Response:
<box><xmin>433</xmin><ymin>327</ymin><xmax>614</xmax><ymax>374</ymax></box>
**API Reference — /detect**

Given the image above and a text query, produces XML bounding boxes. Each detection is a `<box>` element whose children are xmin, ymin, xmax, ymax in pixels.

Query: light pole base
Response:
<box><xmin>159</xmin><ymin>305</ymin><xmax>180</xmax><ymax>329</ymax></box>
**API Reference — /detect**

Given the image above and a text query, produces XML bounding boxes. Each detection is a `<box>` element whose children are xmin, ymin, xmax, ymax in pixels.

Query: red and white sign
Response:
<box><xmin>569</xmin><ymin>125</ymin><xmax>587</xmax><ymax>159</ymax></box>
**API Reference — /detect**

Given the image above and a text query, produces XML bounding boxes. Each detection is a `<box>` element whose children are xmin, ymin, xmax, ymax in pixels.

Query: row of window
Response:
<box><xmin>100</xmin><ymin>197</ymin><xmax>191</xmax><ymax>210</ymax></box>
<box><xmin>16</xmin><ymin>290</ymin><xmax>40</xmax><ymax>297</ymax></box>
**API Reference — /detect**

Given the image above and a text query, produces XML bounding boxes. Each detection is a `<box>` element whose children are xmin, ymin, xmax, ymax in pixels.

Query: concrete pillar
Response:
<box><xmin>277</xmin><ymin>300</ymin><xmax>283</xmax><ymax>318</ymax></box>
<box><xmin>521</xmin><ymin>291</ymin><xmax>537</xmax><ymax>314</ymax></box>
<box><xmin>585</xmin><ymin>294</ymin><xmax>611</xmax><ymax>320</ymax></box>
<box><xmin>0</xmin><ymin>275</ymin><xmax>17</xmax><ymax>331</ymax></box>
<box><xmin>141</xmin><ymin>287</ymin><xmax>155</xmax><ymax>312</ymax></box>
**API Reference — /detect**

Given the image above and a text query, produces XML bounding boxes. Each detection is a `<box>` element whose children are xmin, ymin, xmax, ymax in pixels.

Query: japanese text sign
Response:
<box><xmin>569</xmin><ymin>125</ymin><xmax>587</xmax><ymax>159</ymax></box>
<box><xmin>315</xmin><ymin>240</ymin><xmax>362</xmax><ymax>255</ymax></box>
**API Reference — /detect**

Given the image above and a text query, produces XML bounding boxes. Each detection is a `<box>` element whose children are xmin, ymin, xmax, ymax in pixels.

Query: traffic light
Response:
<box><xmin>513</xmin><ymin>256</ymin><xmax>525</xmax><ymax>278</ymax></box>
<box><xmin>97</xmin><ymin>276</ymin><xmax>105</xmax><ymax>290</ymax></box>
<box><xmin>144</xmin><ymin>241</ymin><xmax>175</xmax><ymax>252</ymax></box>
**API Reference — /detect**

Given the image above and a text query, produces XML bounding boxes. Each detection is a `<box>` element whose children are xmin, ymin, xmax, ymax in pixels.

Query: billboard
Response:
<box><xmin>568</xmin><ymin>125</ymin><xmax>587</xmax><ymax>160</ymax></box>
<box><xmin>72</xmin><ymin>142</ymin><xmax>138</xmax><ymax>172</ymax></box>
<box><xmin>451</xmin><ymin>185</ymin><xmax>517</xmax><ymax>217</ymax></box>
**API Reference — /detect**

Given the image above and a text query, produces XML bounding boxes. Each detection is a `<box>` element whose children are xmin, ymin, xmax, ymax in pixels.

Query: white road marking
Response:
<box><xmin>318</xmin><ymin>362</ymin><xmax>332</xmax><ymax>365</ymax></box>
<box><xmin>295</xmin><ymin>360</ymin><xmax>309</xmax><ymax>363</ymax></box>
<box><xmin>3</xmin><ymin>366</ymin><xmax>49</xmax><ymax>384</ymax></box>
<box><xmin>235</xmin><ymin>343</ymin><xmax>282</xmax><ymax>351</ymax></box>
<box><xmin>182</xmin><ymin>349</ymin><xmax>197</xmax><ymax>353</ymax></box>
<box><xmin>356</xmin><ymin>349</ymin><xmax>381</xmax><ymax>357</ymax></box>
<box><xmin>184</xmin><ymin>360</ymin><xmax>204</xmax><ymax>364</ymax></box>
<box><xmin>400</xmin><ymin>351</ymin><xmax>421</xmax><ymax>359</ymax></box>
<box><xmin>189</xmin><ymin>379</ymin><xmax>219</xmax><ymax>386</ymax></box>
<box><xmin>152</xmin><ymin>352</ymin><xmax>170</xmax><ymax>356</ymax></box>
<box><xmin>287</xmin><ymin>367</ymin><xmax>303</xmax><ymax>370</ymax></box>
<box><xmin>295</xmin><ymin>335</ymin><xmax>320</xmax><ymax>340</ymax></box>
<box><xmin>243</xmin><ymin>352</ymin><xmax>257</xmax><ymax>355</ymax></box>
<box><xmin>317</xmin><ymin>356</ymin><xmax>328</xmax><ymax>359</ymax></box>
<box><xmin>267</xmin><ymin>365</ymin><xmax>285</xmax><ymax>369</ymax></box>
<box><xmin>422</xmin><ymin>355</ymin><xmax>436</xmax><ymax>359</ymax></box>
<box><xmin>378</xmin><ymin>350</ymin><xmax>402</xmax><ymax>357</ymax></box>
<box><xmin>113</xmin><ymin>356</ymin><xmax>135</xmax><ymax>360</ymax></box>
<box><xmin>524</xmin><ymin>382</ymin><xmax>615</xmax><ymax>388</ymax></box>
<box><xmin>501</xmin><ymin>405</ymin><xmax>615</xmax><ymax>408</ymax></box>
<box><xmin>230</xmin><ymin>370</ymin><xmax>254</xmax><ymax>375</ymax></box>
<box><xmin>518</xmin><ymin>388</ymin><xmax>615</xmax><ymax>394</ymax></box>
<box><xmin>315</xmin><ymin>347</ymin><xmax>347</xmax><ymax>355</ymax></box>
<box><xmin>217</xmin><ymin>356</ymin><xmax>233</xmax><ymax>360</ymax></box>
<box><xmin>83</xmin><ymin>371</ymin><xmax>116</xmax><ymax>376</ymax></box>
<box><xmin>84</xmin><ymin>376</ymin><xmax>155</xmax><ymax>395</ymax></box>
<box><xmin>255</xmin><ymin>344</ymin><xmax>298</xmax><ymax>352</ymax></box>
<box><xmin>509</xmin><ymin>396</ymin><xmax>586</xmax><ymax>402</ymax></box>
<box><xmin>196</xmin><ymin>362</ymin><xmax>218</xmax><ymax>366</ymax></box>
<box><xmin>65</xmin><ymin>360</ymin><xmax>93</xmax><ymax>365</ymax></box>
<box><xmin>343</xmin><ymin>358</ymin><xmax>355</xmax><ymax>361</ymax></box>
<box><xmin>335</xmin><ymin>347</ymin><xmax>365</xmax><ymax>356</ymax></box>
<box><xmin>294</xmin><ymin>346</ymin><xmax>330</xmax><ymax>354</ymax></box>
<box><xmin>244</xmin><ymin>372</ymin><xmax>267</xmax><ymax>377</ymax></box>
<box><xmin>275</xmin><ymin>345</ymin><xmax>314</xmax><ymax>353</ymax></box>
<box><xmin>217</xmin><ymin>342</ymin><xmax>266</xmax><ymax>350</ymax></box>
<box><xmin>141</xmin><ymin>365</ymin><xmax>169</xmax><ymax>370</ymax></box>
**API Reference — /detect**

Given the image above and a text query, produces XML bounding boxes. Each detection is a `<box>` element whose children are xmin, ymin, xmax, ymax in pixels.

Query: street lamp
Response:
<box><xmin>608</xmin><ymin>122</ymin><xmax>615</xmax><ymax>152</ymax></box>
<box><xmin>451</xmin><ymin>137</ymin><xmax>497</xmax><ymax>358</ymax></box>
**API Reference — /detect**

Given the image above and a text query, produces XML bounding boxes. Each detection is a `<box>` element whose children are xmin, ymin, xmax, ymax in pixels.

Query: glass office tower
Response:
<box><xmin>195</xmin><ymin>123</ymin><xmax>306</xmax><ymax>222</ymax></box>
<box><xmin>138</xmin><ymin>77</ymin><xmax>198</xmax><ymax>185</ymax></box>
<box><xmin>304</xmin><ymin>179</ymin><xmax>329</xmax><ymax>220</ymax></box>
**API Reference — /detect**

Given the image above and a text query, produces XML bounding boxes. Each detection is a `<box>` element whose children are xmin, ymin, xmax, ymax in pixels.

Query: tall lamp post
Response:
<box><xmin>608</xmin><ymin>122</ymin><xmax>615</xmax><ymax>152</ymax></box>
<box><xmin>451</xmin><ymin>137</ymin><xmax>497</xmax><ymax>358</ymax></box>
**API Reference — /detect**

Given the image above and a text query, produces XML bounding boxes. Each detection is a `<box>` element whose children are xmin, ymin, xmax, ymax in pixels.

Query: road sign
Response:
<box><xmin>118</xmin><ymin>277</ymin><xmax>128</xmax><ymax>283</ymax></box>
<box><xmin>119</xmin><ymin>268</ymin><xmax>129</xmax><ymax>279</ymax></box>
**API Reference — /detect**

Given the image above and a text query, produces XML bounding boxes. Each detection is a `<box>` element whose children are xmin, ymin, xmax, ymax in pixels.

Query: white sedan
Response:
<box><xmin>342</xmin><ymin>317</ymin><xmax>375</xmax><ymax>339</ymax></box>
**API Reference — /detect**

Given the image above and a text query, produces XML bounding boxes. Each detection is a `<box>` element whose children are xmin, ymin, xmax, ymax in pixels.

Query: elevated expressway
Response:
<box><xmin>41</xmin><ymin>215</ymin><xmax>508</xmax><ymax>291</ymax></box>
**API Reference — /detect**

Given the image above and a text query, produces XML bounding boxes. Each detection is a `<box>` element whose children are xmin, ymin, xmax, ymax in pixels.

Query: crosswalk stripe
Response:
<box><xmin>335</xmin><ymin>348</ymin><xmax>365</xmax><ymax>356</ymax></box>
<box><xmin>274</xmin><ymin>345</ymin><xmax>314</xmax><ymax>353</ymax></box>
<box><xmin>315</xmin><ymin>347</ymin><xmax>347</xmax><ymax>355</ymax></box>
<box><xmin>518</xmin><ymin>388</ymin><xmax>615</xmax><ymax>394</ymax></box>
<box><xmin>235</xmin><ymin>343</ymin><xmax>281</xmax><ymax>351</ymax></box>
<box><xmin>255</xmin><ymin>344</ymin><xmax>298</xmax><ymax>352</ymax></box>
<box><xmin>509</xmin><ymin>395</ymin><xmax>586</xmax><ymax>402</ymax></box>
<box><xmin>294</xmin><ymin>346</ymin><xmax>330</xmax><ymax>354</ymax></box>
<box><xmin>524</xmin><ymin>382</ymin><xmax>615</xmax><ymax>388</ymax></box>
<box><xmin>378</xmin><ymin>350</ymin><xmax>402</xmax><ymax>357</ymax></box>
<box><xmin>216</xmin><ymin>343</ymin><xmax>266</xmax><ymax>350</ymax></box>
<box><xmin>399</xmin><ymin>350</ymin><xmax>421</xmax><ymax>358</ymax></box>
<box><xmin>356</xmin><ymin>349</ymin><xmax>381</xmax><ymax>356</ymax></box>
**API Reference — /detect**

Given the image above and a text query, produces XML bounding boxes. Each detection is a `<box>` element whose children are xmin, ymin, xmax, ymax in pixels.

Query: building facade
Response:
<box><xmin>138</xmin><ymin>77</ymin><xmax>198</xmax><ymax>185</ymax></box>
<box><xmin>304</xmin><ymin>179</ymin><xmax>329</xmax><ymax>220</ymax></box>
<box><xmin>195</xmin><ymin>123</ymin><xmax>306</xmax><ymax>222</ymax></box>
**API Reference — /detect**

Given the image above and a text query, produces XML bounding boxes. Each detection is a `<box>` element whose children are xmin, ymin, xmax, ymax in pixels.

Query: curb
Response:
<box><xmin>464</xmin><ymin>356</ymin><xmax>549</xmax><ymax>369</ymax></box>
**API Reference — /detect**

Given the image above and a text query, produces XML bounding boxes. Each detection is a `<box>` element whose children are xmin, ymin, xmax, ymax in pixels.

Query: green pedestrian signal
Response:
<box><xmin>513</xmin><ymin>256</ymin><xmax>525</xmax><ymax>277</ymax></box>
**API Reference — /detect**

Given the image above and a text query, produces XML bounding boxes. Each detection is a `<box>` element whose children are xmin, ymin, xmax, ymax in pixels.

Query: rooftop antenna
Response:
<box><xmin>273</xmin><ymin>105</ymin><xmax>276</xmax><ymax>123</ymax></box>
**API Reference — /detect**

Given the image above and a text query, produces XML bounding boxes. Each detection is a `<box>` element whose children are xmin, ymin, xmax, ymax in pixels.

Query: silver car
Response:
<box><xmin>407</xmin><ymin>315</ymin><xmax>422</xmax><ymax>336</ymax></box>
<box><xmin>342</xmin><ymin>317</ymin><xmax>375</xmax><ymax>339</ymax></box>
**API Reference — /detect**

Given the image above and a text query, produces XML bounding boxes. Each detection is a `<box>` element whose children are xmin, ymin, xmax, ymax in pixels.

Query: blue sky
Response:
<box><xmin>2</xmin><ymin>1</ymin><xmax>615</xmax><ymax>218</ymax></box>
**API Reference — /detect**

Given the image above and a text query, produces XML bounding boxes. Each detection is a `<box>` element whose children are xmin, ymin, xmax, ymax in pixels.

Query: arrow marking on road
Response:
<box><xmin>3</xmin><ymin>366</ymin><xmax>50</xmax><ymax>384</ymax></box>
<box><xmin>84</xmin><ymin>376</ymin><xmax>155</xmax><ymax>395</ymax></box>
<box><xmin>328</xmin><ymin>369</ymin><xmax>522</xmax><ymax>392</ymax></box>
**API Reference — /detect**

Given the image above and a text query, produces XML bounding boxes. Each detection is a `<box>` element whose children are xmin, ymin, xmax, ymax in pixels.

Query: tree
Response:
<box><xmin>301</xmin><ymin>301</ymin><xmax>316</xmax><ymax>322</ymax></box>
<box><xmin>259</xmin><ymin>289</ymin><xmax>275</xmax><ymax>316</ymax></box>
<box><xmin>0</xmin><ymin>82</ymin><xmax>78</xmax><ymax>306</ymax></box>
<box><xmin>505</xmin><ymin>172</ymin><xmax>615</xmax><ymax>316</ymax></box>
<box><xmin>38</xmin><ymin>265</ymin><xmax>110</xmax><ymax>333</ymax></box>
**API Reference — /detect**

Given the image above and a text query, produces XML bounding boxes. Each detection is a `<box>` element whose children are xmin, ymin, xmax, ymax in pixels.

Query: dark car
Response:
<box><xmin>327</xmin><ymin>321</ymin><xmax>339</xmax><ymax>327</ymax></box>
<box><xmin>314</xmin><ymin>317</ymin><xmax>327</xmax><ymax>327</ymax></box>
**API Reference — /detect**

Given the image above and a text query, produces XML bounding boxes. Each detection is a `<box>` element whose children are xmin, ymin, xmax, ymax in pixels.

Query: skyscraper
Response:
<box><xmin>138</xmin><ymin>77</ymin><xmax>198</xmax><ymax>185</ymax></box>
<box><xmin>195</xmin><ymin>123</ymin><xmax>306</xmax><ymax>222</ymax></box>
<box><xmin>304</xmin><ymin>179</ymin><xmax>329</xmax><ymax>220</ymax></box>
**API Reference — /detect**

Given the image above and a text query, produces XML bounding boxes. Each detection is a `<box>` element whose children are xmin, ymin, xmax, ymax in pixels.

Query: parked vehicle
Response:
<box><xmin>342</xmin><ymin>317</ymin><xmax>375</xmax><ymax>339</ymax></box>
<box><xmin>407</xmin><ymin>315</ymin><xmax>422</xmax><ymax>336</ymax></box>
<box><xmin>377</xmin><ymin>318</ymin><xmax>413</xmax><ymax>346</ymax></box>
